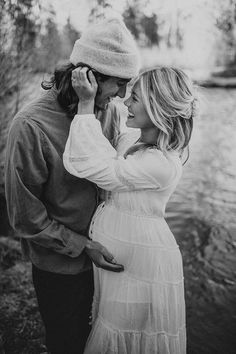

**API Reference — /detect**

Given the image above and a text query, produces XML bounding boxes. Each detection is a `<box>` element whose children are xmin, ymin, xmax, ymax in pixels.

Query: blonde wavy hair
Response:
<box><xmin>126</xmin><ymin>67</ymin><xmax>198</xmax><ymax>161</ymax></box>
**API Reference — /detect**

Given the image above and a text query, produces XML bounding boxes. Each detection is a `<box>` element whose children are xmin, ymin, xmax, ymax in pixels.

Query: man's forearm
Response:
<box><xmin>16</xmin><ymin>217</ymin><xmax>89</xmax><ymax>258</ymax></box>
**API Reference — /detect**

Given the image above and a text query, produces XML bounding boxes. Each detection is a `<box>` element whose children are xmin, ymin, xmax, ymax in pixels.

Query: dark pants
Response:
<box><xmin>32</xmin><ymin>265</ymin><xmax>94</xmax><ymax>354</ymax></box>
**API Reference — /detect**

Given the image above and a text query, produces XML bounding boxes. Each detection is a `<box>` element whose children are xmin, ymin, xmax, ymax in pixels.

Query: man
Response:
<box><xmin>5</xmin><ymin>18</ymin><xmax>140</xmax><ymax>354</ymax></box>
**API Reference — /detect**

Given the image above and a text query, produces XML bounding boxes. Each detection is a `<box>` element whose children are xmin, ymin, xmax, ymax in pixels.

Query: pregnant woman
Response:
<box><xmin>63</xmin><ymin>66</ymin><xmax>197</xmax><ymax>354</ymax></box>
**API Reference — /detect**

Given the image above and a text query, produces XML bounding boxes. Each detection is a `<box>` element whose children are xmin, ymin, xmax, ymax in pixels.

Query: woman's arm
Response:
<box><xmin>64</xmin><ymin>67</ymin><xmax>175</xmax><ymax>191</ymax></box>
<box><xmin>63</xmin><ymin>114</ymin><xmax>174</xmax><ymax>192</ymax></box>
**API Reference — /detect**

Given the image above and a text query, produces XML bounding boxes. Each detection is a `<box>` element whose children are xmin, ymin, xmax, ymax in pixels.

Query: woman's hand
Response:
<box><xmin>71</xmin><ymin>67</ymin><xmax>98</xmax><ymax>114</ymax></box>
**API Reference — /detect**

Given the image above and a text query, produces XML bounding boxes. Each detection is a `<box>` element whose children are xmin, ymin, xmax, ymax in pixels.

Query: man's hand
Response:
<box><xmin>85</xmin><ymin>240</ymin><xmax>124</xmax><ymax>272</ymax></box>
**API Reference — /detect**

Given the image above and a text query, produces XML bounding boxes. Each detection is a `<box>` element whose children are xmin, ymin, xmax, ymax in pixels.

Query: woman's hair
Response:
<box><xmin>41</xmin><ymin>62</ymin><xmax>111</xmax><ymax>118</ymax></box>
<box><xmin>126</xmin><ymin>67</ymin><xmax>198</xmax><ymax>163</ymax></box>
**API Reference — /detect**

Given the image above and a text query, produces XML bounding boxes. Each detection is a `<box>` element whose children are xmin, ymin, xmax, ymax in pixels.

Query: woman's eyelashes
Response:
<box><xmin>131</xmin><ymin>91</ymin><xmax>139</xmax><ymax>102</ymax></box>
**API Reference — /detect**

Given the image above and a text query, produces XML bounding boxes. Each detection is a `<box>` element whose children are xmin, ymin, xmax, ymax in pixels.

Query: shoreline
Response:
<box><xmin>196</xmin><ymin>76</ymin><xmax>236</xmax><ymax>88</ymax></box>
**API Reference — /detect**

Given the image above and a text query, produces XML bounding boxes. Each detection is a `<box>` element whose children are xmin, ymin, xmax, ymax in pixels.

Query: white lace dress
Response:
<box><xmin>63</xmin><ymin>114</ymin><xmax>186</xmax><ymax>354</ymax></box>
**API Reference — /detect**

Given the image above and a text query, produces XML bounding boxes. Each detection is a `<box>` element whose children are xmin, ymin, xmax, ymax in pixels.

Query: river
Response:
<box><xmin>118</xmin><ymin>86</ymin><xmax>236</xmax><ymax>353</ymax></box>
<box><xmin>164</xmin><ymin>88</ymin><xmax>236</xmax><ymax>354</ymax></box>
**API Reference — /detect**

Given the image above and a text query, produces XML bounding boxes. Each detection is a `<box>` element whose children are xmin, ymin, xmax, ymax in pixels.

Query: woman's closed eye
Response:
<box><xmin>132</xmin><ymin>94</ymin><xmax>138</xmax><ymax>102</ymax></box>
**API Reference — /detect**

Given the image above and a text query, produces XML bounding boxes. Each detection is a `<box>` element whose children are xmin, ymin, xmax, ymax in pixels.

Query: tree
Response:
<box><xmin>141</xmin><ymin>14</ymin><xmax>160</xmax><ymax>46</ymax></box>
<box><xmin>61</xmin><ymin>17</ymin><xmax>81</xmax><ymax>60</ymax></box>
<box><xmin>123</xmin><ymin>0</ymin><xmax>143</xmax><ymax>41</ymax></box>
<box><xmin>5</xmin><ymin>0</ymin><xmax>40</xmax><ymax>112</ymax></box>
<box><xmin>34</xmin><ymin>6</ymin><xmax>62</xmax><ymax>73</ymax></box>
<box><xmin>215</xmin><ymin>0</ymin><xmax>236</xmax><ymax>64</ymax></box>
<box><xmin>0</xmin><ymin>0</ymin><xmax>40</xmax><ymax>98</ymax></box>
<box><xmin>0</xmin><ymin>0</ymin><xmax>41</xmax><ymax>211</ymax></box>
<box><xmin>88</xmin><ymin>0</ymin><xmax>112</xmax><ymax>22</ymax></box>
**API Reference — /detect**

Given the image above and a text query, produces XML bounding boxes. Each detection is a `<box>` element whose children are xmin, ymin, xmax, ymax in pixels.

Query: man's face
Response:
<box><xmin>95</xmin><ymin>76</ymin><xmax>130</xmax><ymax>110</ymax></box>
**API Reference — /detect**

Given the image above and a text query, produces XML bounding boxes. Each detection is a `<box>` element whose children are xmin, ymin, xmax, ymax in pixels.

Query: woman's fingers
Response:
<box><xmin>79</xmin><ymin>67</ymin><xmax>89</xmax><ymax>85</ymax></box>
<box><xmin>88</xmin><ymin>70</ymin><xmax>98</xmax><ymax>89</ymax></box>
<box><xmin>72</xmin><ymin>67</ymin><xmax>88</xmax><ymax>86</ymax></box>
<box><xmin>71</xmin><ymin>66</ymin><xmax>97</xmax><ymax>101</ymax></box>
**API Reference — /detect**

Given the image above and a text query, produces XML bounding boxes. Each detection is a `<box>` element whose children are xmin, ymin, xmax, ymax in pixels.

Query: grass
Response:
<box><xmin>0</xmin><ymin>237</ymin><xmax>45</xmax><ymax>354</ymax></box>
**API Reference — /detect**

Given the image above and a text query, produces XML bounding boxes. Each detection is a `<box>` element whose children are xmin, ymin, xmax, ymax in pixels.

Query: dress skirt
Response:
<box><xmin>84</xmin><ymin>202</ymin><xmax>186</xmax><ymax>354</ymax></box>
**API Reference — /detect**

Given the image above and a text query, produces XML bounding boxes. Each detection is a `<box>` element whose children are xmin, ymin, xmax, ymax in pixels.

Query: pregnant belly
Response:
<box><xmin>90</xmin><ymin>206</ymin><xmax>183</xmax><ymax>284</ymax></box>
<box><xmin>90</xmin><ymin>204</ymin><xmax>179</xmax><ymax>249</ymax></box>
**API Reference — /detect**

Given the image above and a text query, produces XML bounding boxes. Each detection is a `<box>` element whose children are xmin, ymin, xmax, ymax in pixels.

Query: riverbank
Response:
<box><xmin>1</xmin><ymin>215</ymin><xmax>235</xmax><ymax>353</ymax></box>
<box><xmin>193</xmin><ymin>66</ymin><xmax>236</xmax><ymax>88</ymax></box>
<box><xmin>197</xmin><ymin>76</ymin><xmax>236</xmax><ymax>88</ymax></box>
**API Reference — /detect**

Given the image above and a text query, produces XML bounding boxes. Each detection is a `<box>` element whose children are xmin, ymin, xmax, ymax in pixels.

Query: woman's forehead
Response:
<box><xmin>131</xmin><ymin>81</ymin><xmax>140</xmax><ymax>95</ymax></box>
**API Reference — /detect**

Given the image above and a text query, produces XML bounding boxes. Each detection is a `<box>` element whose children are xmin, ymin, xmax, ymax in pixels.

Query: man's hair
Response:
<box><xmin>41</xmin><ymin>62</ymin><xmax>111</xmax><ymax>118</ymax></box>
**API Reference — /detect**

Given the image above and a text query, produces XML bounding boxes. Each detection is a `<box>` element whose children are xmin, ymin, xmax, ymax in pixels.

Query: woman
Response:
<box><xmin>63</xmin><ymin>66</ymin><xmax>197</xmax><ymax>354</ymax></box>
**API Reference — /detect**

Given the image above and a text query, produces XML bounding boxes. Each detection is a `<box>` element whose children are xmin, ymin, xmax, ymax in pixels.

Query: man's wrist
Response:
<box><xmin>85</xmin><ymin>238</ymin><xmax>93</xmax><ymax>250</ymax></box>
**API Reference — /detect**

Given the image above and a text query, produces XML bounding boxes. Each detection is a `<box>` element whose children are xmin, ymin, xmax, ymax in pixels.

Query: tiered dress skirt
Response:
<box><xmin>84</xmin><ymin>201</ymin><xmax>186</xmax><ymax>354</ymax></box>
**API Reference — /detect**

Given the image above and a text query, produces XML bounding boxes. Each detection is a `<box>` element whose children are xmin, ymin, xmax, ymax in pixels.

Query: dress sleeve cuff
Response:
<box><xmin>73</xmin><ymin>114</ymin><xmax>96</xmax><ymax>121</ymax></box>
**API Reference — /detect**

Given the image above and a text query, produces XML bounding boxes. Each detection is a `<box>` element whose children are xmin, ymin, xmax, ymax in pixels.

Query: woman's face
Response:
<box><xmin>124</xmin><ymin>82</ymin><xmax>156</xmax><ymax>129</ymax></box>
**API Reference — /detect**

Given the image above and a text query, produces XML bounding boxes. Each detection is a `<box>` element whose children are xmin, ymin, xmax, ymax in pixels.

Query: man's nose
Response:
<box><xmin>124</xmin><ymin>97</ymin><xmax>130</xmax><ymax>107</ymax></box>
<box><xmin>117</xmin><ymin>86</ymin><xmax>127</xmax><ymax>98</ymax></box>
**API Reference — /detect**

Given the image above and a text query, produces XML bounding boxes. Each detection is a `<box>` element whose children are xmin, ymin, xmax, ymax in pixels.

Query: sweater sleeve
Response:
<box><xmin>5</xmin><ymin>117</ymin><xmax>87</xmax><ymax>257</ymax></box>
<box><xmin>63</xmin><ymin>114</ymin><xmax>175</xmax><ymax>192</ymax></box>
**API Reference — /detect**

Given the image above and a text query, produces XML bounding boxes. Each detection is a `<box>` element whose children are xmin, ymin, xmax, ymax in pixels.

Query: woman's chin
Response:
<box><xmin>126</xmin><ymin>118</ymin><xmax>136</xmax><ymax>128</ymax></box>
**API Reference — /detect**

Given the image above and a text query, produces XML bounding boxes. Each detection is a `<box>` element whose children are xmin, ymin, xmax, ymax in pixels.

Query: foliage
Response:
<box><xmin>140</xmin><ymin>13</ymin><xmax>160</xmax><ymax>46</ymax></box>
<box><xmin>0</xmin><ymin>1</ymin><xmax>80</xmax><ymax>198</ymax></box>
<box><xmin>33</xmin><ymin>7</ymin><xmax>61</xmax><ymax>73</ymax></box>
<box><xmin>88</xmin><ymin>0</ymin><xmax>162</xmax><ymax>46</ymax></box>
<box><xmin>0</xmin><ymin>0</ymin><xmax>40</xmax><ymax>203</ymax></box>
<box><xmin>60</xmin><ymin>17</ymin><xmax>81</xmax><ymax>63</ymax></box>
<box><xmin>214</xmin><ymin>0</ymin><xmax>236</xmax><ymax>64</ymax></box>
<box><xmin>0</xmin><ymin>0</ymin><xmax>38</xmax><ymax>100</ymax></box>
<box><xmin>123</xmin><ymin>2</ymin><xmax>141</xmax><ymax>41</ymax></box>
<box><xmin>123</xmin><ymin>0</ymin><xmax>182</xmax><ymax>48</ymax></box>
<box><xmin>123</xmin><ymin>0</ymin><xmax>161</xmax><ymax>46</ymax></box>
<box><xmin>3</xmin><ymin>0</ymin><xmax>41</xmax><ymax>112</ymax></box>
<box><xmin>88</xmin><ymin>0</ymin><xmax>112</xmax><ymax>22</ymax></box>
<box><xmin>0</xmin><ymin>237</ymin><xmax>44</xmax><ymax>354</ymax></box>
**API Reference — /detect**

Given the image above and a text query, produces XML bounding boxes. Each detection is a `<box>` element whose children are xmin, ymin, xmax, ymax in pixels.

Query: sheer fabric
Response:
<box><xmin>63</xmin><ymin>116</ymin><xmax>186</xmax><ymax>353</ymax></box>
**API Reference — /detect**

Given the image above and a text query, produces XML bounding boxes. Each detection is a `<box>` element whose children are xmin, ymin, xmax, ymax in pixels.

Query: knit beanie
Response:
<box><xmin>70</xmin><ymin>17</ymin><xmax>140</xmax><ymax>79</ymax></box>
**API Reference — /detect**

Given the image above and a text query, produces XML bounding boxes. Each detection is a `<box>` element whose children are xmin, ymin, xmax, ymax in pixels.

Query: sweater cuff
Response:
<box><xmin>63</xmin><ymin>231</ymin><xmax>89</xmax><ymax>257</ymax></box>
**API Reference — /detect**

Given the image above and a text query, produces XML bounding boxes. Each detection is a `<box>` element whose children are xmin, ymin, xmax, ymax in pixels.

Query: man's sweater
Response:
<box><xmin>5</xmin><ymin>87</ymin><xmax>120</xmax><ymax>274</ymax></box>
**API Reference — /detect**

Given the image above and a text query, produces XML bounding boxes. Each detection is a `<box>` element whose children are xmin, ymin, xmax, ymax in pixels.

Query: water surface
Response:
<box><xmin>167</xmin><ymin>88</ymin><xmax>236</xmax><ymax>354</ymax></box>
<box><xmin>118</xmin><ymin>87</ymin><xmax>236</xmax><ymax>353</ymax></box>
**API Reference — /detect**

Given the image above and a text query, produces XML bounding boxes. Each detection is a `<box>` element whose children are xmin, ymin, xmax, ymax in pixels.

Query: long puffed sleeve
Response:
<box><xmin>63</xmin><ymin>114</ymin><xmax>176</xmax><ymax>192</ymax></box>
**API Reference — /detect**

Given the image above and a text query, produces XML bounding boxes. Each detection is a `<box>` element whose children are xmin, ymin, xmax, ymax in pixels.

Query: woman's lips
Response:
<box><xmin>127</xmin><ymin>113</ymin><xmax>135</xmax><ymax>119</ymax></box>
